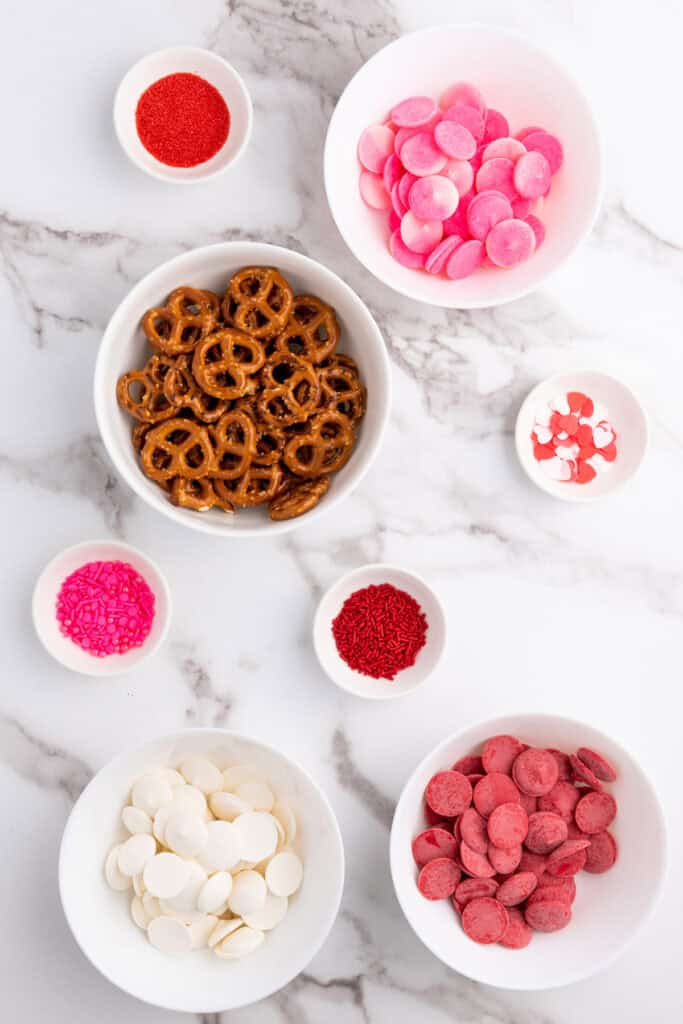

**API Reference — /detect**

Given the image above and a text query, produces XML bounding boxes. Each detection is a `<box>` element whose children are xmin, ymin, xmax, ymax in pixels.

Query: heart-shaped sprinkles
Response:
<box><xmin>530</xmin><ymin>392</ymin><xmax>618</xmax><ymax>485</ymax></box>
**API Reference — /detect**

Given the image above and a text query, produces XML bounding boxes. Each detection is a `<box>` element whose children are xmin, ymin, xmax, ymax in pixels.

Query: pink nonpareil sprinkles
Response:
<box><xmin>531</xmin><ymin>391</ymin><xmax>618</xmax><ymax>485</ymax></box>
<box><xmin>56</xmin><ymin>560</ymin><xmax>155</xmax><ymax>657</ymax></box>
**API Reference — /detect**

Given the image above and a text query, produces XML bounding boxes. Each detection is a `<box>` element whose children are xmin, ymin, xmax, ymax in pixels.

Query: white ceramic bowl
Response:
<box><xmin>59</xmin><ymin>728</ymin><xmax>345</xmax><ymax>1012</ymax></box>
<box><xmin>114</xmin><ymin>47</ymin><xmax>252</xmax><ymax>183</ymax></box>
<box><xmin>94</xmin><ymin>242</ymin><xmax>391</xmax><ymax>536</ymax></box>
<box><xmin>390</xmin><ymin>713</ymin><xmax>666</xmax><ymax>990</ymax></box>
<box><xmin>515</xmin><ymin>371</ymin><xmax>648</xmax><ymax>501</ymax></box>
<box><xmin>324</xmin><ymin>25</ymin><xmax>603</xmax><ymax>308</ymax></box>
<box><xmin>32</xmin><ymin>540</ymin><xmax>171</xmax><ymax>677</ymax></box>
<box><xmin>313</xmin><ymin>563</ymin><xmax>446</xmax><ymax>699</ymax></box>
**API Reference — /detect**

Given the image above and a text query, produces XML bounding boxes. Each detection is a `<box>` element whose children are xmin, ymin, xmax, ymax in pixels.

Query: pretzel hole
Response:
<box><xmin>233</xmin><ymin>343</ymin><xmax>260</xmax><ymax>366</ymax></box>
<box><xmin>215</xmin><ymin>370</ymin><xmax>239</xmax><ymax>389</ymax></box>
<box><xmin>185</xmin><ymin>444</ymin><xmax>209</xmax><ymax>469</ymax></box>
<box><xmin>126</xmin><ymin>378</ymin><xmax>149</xmax><ymax>403</ymax></box>
<box><xmin>180</xmin><ymin>324</ymin><xmax>203</xmax><ymax>344</ymax></box>
<box><xmin>281</xmin><ymin>333</ymin><xmax>307</xmax><ymax>357</ymax></box>
<box><xmin>150</xmin><ymin>447</ymin><xmax>173</xmax><ymax>471</ymax></box>
<box><xmin>151</xmin><ymin>315</ymin><xmax>172</xmax><ymax>339</ymax></box>
<box><xmin>266</xmin><ymin>283</ymin><xmax>286</xmax><ymax>312</ymax></box>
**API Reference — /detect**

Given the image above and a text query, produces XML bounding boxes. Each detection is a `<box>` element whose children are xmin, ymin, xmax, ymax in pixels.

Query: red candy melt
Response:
<box><xmin>56</xmin><ymin>560</ymin><xmax>155</xmax><ymax>657</ymax></box>
<box><xmin>357</xmin><ymin>81</ymin><xmax>563</xmax><ymax>281</ymax></box>
<box><xmin>413</xmin><ymin>733</ymin><xmax>620</xmax><ymax>951</ymax></box>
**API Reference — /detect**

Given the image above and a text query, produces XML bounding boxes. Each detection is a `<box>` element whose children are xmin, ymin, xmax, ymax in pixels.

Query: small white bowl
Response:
<box><xmin>32</xmin><ymin>540</ymin><xmax>171</xmax><ymax>677</ymax></box>
<box><xmin>59</xmin><ymin>728</ymin><xmax>345</xmax><ymax>1013</ymax></box>
<box><xmin>390</xmin><ymin>713</ymin><xmax>667</xmax><ymax>990</ymax></box>
<box><xmin>313</xmin><ymin>563</ymin><xmax>446</xmax><ymax>699</ymax></box>
<box><xmin>515</xmin><ymin>370</ymin><xmax>648</xmax><ymax>501</ymax></box>
<box><xmin>94</xmin><ymin>241</ymin><xmax>391</xmax><ymax>537</ymax></box>
<box><xmin>324</xmin><ymin>24</ymin><xmax>603</xmax><ymax>308</ymax></box>
<box><xmin>114</xmin><ymin>47</ymin><xmax>252</xmax><ymax>184</ymax></box>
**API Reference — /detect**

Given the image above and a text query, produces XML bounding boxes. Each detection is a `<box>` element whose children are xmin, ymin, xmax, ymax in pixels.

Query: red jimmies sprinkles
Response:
<box><xmin>56</xmin><ymin>560</ymin><xmax>155</xmax><ymax>657</ymax></box>
<box><xmin>332</xmin><ymin>582</ymin><xmax>428</xmax><ymax>680</ymax></box>
<box><xmin>531</xmin><ymin>390</ymin><xmax>618</xmax><ymax>485</ymax></box>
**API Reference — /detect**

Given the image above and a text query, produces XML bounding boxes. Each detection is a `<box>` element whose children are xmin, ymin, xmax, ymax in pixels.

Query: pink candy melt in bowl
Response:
<box><xmin>324</xmin><ymin>25</ymin><xmax>603</xmax><ymax>308</ymax></box>
<box><xmin>33</xmin><ymin>540</ymin><xmax>171</xmax><ymax>676</ymax></box>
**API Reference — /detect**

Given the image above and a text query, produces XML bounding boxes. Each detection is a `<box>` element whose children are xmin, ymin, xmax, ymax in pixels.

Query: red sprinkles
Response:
<box><xmin>332</xmin><ymin>582</ymin><xmax>428</xmax><ymax>680</ymax></box>
<box><xmin>56</xmin><ymin>561</ymin><xmax>155</xmax><ymax>658</ymax></box>
<box><xmin>135</xmin><ymin>72</ymin><xmax>230</xmax><ymax>168</ymax></box>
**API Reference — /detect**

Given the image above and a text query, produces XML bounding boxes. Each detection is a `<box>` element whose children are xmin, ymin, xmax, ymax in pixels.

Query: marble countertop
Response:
<box><xmin>2</xmin><ymin>1</ymin><xmax>682</xmax><ymax>1021</ymax></box>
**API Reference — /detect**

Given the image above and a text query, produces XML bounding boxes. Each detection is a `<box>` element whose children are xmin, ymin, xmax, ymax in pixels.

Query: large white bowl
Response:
<box><xmin>390</xmin><ymin>713</ymin><xmax>666</xmax><ymax>990</ymax></box>
<box><xmin>94</xmin><ymin>243</ymin><xmax>391</xmax><ymax>536</ymax></box>
<box><xmin>59</xmin><ymin>728</ymin><xmax>345</xmax><ymax>1013</ymax></box>
<box><xmin>325</xmin><ymin>25</ymin><xmax>603</xmax><ymax>308</ymax></box>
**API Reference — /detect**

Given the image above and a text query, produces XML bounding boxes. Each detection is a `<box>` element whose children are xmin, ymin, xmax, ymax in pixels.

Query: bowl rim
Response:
<box><xmin>93</xmin><ymin>241</ymin><xmax>392</xmax><ymax>537</ymax></box>
<box><xmin>312</xmin><ymin>562</ymin><xmax>447</xmax><ymax>700</ymax></box>
<box><xmin>58</xmin><ymin>726</ymin><xmax>346</xmax><ymax>1012</ymax></box>
<box><xmin>31</xmin><ymin>538</ymin><xmax>172</xmax><ymax>677</ymax></box>
<box><xmin>323</xmin><ymin>22</ymin><xmax>605</xmax><ymax>309</ymax></box>
<box><xmin>389</xmin><ymin>710</ymin><xmax>668</xmax><ymax>990</ymax></box>
<box><xmin>113</xmin><ymin>46</ymin><xmax>254</xmax><ymax>184</ymax></box>
<box><xmin>514</xmin><ymin>370</ymin><xmax>649</xmax><ymax>502</ymax></box>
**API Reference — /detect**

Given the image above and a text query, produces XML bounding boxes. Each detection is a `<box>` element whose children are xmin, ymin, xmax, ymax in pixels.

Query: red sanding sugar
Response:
<box><xmin>135</xmin><ymin>72</ymin><xmax>230</xmax><ymax>167</ymax></box>
<box><xmin>331</xmin><ymin>582</ymin><xmax>428</xmax><ymax>680</ymax></box>
<box><xmin>56</xmin><ymin>560</ymin><xmax>155</xmax><ymax>658</ymax></box>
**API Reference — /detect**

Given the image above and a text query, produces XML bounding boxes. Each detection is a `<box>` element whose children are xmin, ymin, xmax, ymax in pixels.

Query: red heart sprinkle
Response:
<box><xmin>575</xmin><ymin>424</ymin><xmax>593</xmax><ymax>447</ymax></box>
<box><xmin>600</xmin><ymin>442</ymin><xmax>617</xmax><ymax>462</ymax></box>
<box><xmin>534</xmin><ymin>443</ymin><xmax>555</xmax><ymax>461</ymax></box>
<box><xmin>578</xmin><ymin>445</ymin><xmax>597</xmax><ymax>460</ymax></box>
<box><xmin>576</xmin><ymin>461</ymin><xmax>597</xmax><ymax>484</ymax></box>
<box><xmin>557</xmin><ymin>414</ymin><xmax>579</xmax><ymax>435</ymax></box>
<box><xmin>581</xmin><ymin>397</ymin><xmax>594</xmax><ymax>417</ymax></box>
<box><xmin>567</xmin><ymin>392</ymin><xmax>586</xmax><ymax>413</ymax></box>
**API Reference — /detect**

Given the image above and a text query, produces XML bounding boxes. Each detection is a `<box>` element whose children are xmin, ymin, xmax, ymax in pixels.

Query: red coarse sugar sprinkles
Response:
<box><xmin>56</xmin><ymin>561</ymin><xmax>155</xmax><ymax>658</ymax></box>
<box><xmin>135</xmin><ymin>72</ymin><xmax>230</xmax><ymax>167</ymax></box>
<box><xmin>331</xmin><ymin>582</ymin><xmax>428</xmax><ymax>680</ymax></box>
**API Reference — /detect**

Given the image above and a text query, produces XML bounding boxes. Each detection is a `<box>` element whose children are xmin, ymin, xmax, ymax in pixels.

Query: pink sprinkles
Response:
<box><xmin>56</xmin><ymin>560</ymin><xmax>155</xmax><ymax>657</ymax></box>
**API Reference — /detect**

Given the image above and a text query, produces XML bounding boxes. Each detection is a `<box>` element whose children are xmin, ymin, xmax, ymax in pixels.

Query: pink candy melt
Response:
<box><xmin>56</xmin><ymin>560</ymin><xmax>155</xmax><ymax>658</ymax></box>
<box><xmin>357</xmin><ymin>81</ymin><xmax>563</xmax><ymax>282</ymax></box>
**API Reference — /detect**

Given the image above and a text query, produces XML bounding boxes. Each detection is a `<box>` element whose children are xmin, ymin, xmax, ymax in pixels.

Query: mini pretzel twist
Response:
<box><xmin>283</xmin><ymin>409</ymin><xmax>355</xmax><ymax>478</ymax></box>
<box><xmin>170</xmin><ymin>477</ymin><xmax>220</xmax><ymax>512</ymax></box>
<box><xmin>222</xmin><ymin>266</ymin><xmax>293</xmax><ymax>339</ymax></box>
<box><xmin>273</xmin><ymin>295</ymin><xmax>339</xmax><ymax>364</ymax></box>
<box><xmin>318</xmin><ymin>353</ymin><xmax>366</xmax><ymax>423</ymax></box>
<box><xmin>116</xmin><ymin>369</ymin><xmax>176</xmax><ymax>422</ymax></box>
<box><xmin>234</xmin><ymin>397</ymin><xmax>288</xmax><ymax>466</ymax></box>
<box><xmin>256</xmin><ymin>353</ymin><xmax>320</xmax><ymax>427</ymax></box>
<box><xmin>163</xmin><ymin>354</ymin><xmax>229</xmax><ymax>422</ymax></box>
<box><xmin>142</xmin><ymin>286</ymin><xmax>219</xmax><ymax>356</ymax></box>
<box><xmin>213</xmin><ymin>463</ymin><xmax>283</xmax><ymax>507</ymax></box>
<box><xmin>141</xmin><ymin>418</ymin><xmax>215</xmax><ymax>481</ymax></box>
<box><xmin>209</xmin><ymin>409</ymin><xmax>257</xmax><ymax>480</ymax></box>
<box><xmin>192</xmin><ymin>328</ymin><xmax>266</xmax><ymax>400</ymax></box>
<box><xmin>268</xmin><ymin>475</ymin><xmax>331</xmax><ymax>521</ymax></box>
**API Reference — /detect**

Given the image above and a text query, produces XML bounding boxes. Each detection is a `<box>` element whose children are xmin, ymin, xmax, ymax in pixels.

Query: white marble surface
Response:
<box><xmin>2</xmin><ymin>1</ymin><xmax>682</xmax><ymax>1021</ymax></box>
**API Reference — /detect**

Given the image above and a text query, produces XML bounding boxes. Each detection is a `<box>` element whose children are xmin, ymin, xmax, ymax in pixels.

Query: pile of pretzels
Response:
<box><xmin>116</xmin><ymin>267</ymin><xmax>366</xmax><ymax>521</ymax></box>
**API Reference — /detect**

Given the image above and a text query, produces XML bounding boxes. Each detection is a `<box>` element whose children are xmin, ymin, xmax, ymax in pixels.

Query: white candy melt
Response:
<box><xmin>122</xmin><ymin>806</ymin><xmax>153</xmax><ymax>835</ymax></box>
<box><xmin>131</xmin><ymin>896</ymin><xmax>149</xmax><ymax>929</ymax></box>
<box><xmin>197</xmin><ymin>872</ymin><xmax>233</xmax><ymax>914</ymax></box>
<box><xmin>208</xmin><ymin>917</ymin><xmax>243</xmax><ymax>948</ymax></box>
<box><xmin>198</xmin><ymin>821</ymin><xmax>242</xmax><ymax>872</ymax></box>
<box><xmin>131</xmin><ymin>774</ymin><xmax>173</xmax><ymax>817</ymax></box>
<box><xmin>160</xmin><ymin>862</ymin><xmax>207</xmax><ymax>917</ymax></box>
<box><xmin>180</xmin><ymin>757</ymin><xmax>223</xmax><ymax>795</ymax></box>
<box><xmin>233</xmin><ymin>812</ymin><xmax>279</xmax><ymax>864</ymax></box>
<box><xmin>265</xmin><ymin>851</ymin><xmax>303</xmax><ymax>897</ymax></box>
<box><xmin>223</xmin><ymin>765</ymin><xmax>257</xmax><ymax>790</ymax></box>
<box><xmin>214</xmin><ymin>925</ymin><xmax>265</xmax><ymax>959</ymax></box>
<box><xmin>105</xmin><ymin>846</ymin><xmax>132</xmax><ymax>891</ymax></box>
<box><xmin>243</xmin><ymin>892</ymin><xmax>288</xmax><ymax>931</ymax></box>
<box><xmin>164</xmin><ymin>812</ymin><xmax>208</xmax><ymax>858</ymax></box>
<box><xmin>209</xmin><ymin>791</ymin><xmax>251</xmax><ymax>821</ymax></box>
<box><xmin>143</xmin><ymin>853</ymin><xmax>191</xmax><ymax>899</ymax></box>
<box><xmin>118</xmin><ymin>834</ymin><xmax>157</xmax><ymax>877</ymax></box>
<box><xmin>168</xmin><ymin>785</ymin><xmax>208</xmax><ymax>818</ymax></box>
<box><xmin>234</xmin><ymin>781</ymin><xmax>275</xmax><ymax>812</ymax></box>
<box><xmin>142</xmin><ymin>892</ymin><xmax>161</xmax><ymax>920</ymax></box>
<box><xmin>228</xmin><ymin>870</ymin><xmax>267</xmax><ymax>917</ymax></box>
<box><xmin>189</xmin><ymin>914</ymin><xmax>218</xmax><ymax>950</ymax></box>
<box><xmin>147</xmin><ymin>916</ymin><xmax>192</xmax><ymax>955</ymax></box>
<box><xmin>273</xmin><ymin>802</ymin><xmax>297</xmax><ymax>846</ymax></box>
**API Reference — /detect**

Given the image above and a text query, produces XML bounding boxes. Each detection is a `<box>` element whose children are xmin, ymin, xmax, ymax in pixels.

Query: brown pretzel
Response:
<box><xmin>268</xmin><ymin>475</ymin><xmax>330</xmax><ymax>521</ymax></box>
<box><xmin>283</xmin><ymin>409</ymin><xmax>355</xmax><ymax>478</ymax></box>
<box><xmin>117</xmin><ymin>369</ymin><xmax>176</xmax><ymax>422</ymax></box>
<box><xmin>256</xmin><ymin>353</ymin><xmax>320</xmax><ymax>427</ymax></box>
<box><xmin>209</xmin><ymin>409</ymin><xmax>257</xmax><ymax>480</ymax></box>
<box><xmin>142</xmin><ymin>287</ymin><xmax>219</xmax><ymax>356</ymax></box>
<box><xmin>213</xmin><ymin>463</ymin><xmax>282</xmax><ymax>507</ymax></box>
<box><xmin>233</xmin><ymin>398</ymin><xmax>287</xmax><ymax>466</ymax></box>
<box><xmin>192</xmin><ymin>328</ymin><xmax>265</xmax><ymax>400</ymax></box>
<box><xmin>273</xmin><ymin>295</ymin><xmax>339</xmax><ymax>364</ymax></box>
<box><xmin>223</xmin><ymin>267</ymin><xmax>293</xmax><ymax>339</ymax></box>
<box><xmin>132</xmin><ymin>421</ymin><xmax>151</xmax><ymax>453</ymax></box>
<box><xmin>163</xmin><ymin>354</ymin><xmax>229</xmax><ymax>422</ymax></box>
<box><xmin>170</xmin><ymin>477</ymin><xmax>220</xmax><ymax>512</ymax></box>
<box><xmin>318</xmin><ymin>354</ymin><xmax>366</xmax><ymax>423</ymax></box>
<box><xmin>141</xmin><ymin>418</ymin><xmax>214</xmax><ymax>481</ymax></box>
